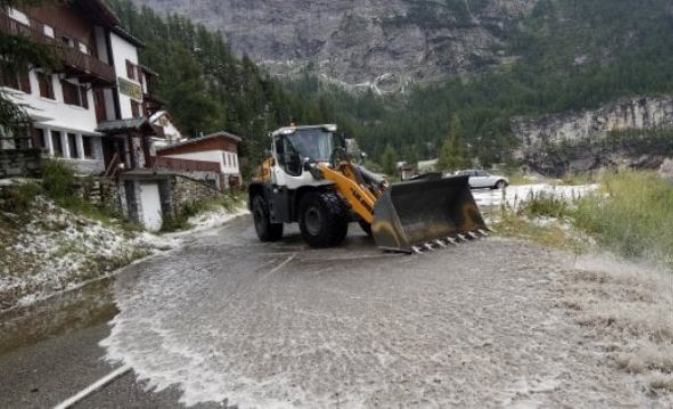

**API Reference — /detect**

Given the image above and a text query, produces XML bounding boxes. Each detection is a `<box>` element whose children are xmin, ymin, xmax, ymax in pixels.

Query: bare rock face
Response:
<box><xmin>512</xmin><ymin>96</ymin><xmax>673</xmax><ymax>176</ymax></box>
<box><xmin>514</xmin><ymin>97</ymin><xmax>673</xmax><ymax>149</ymax></box>
<box><xmin>130</xmin><ymin>0</ymin><xmax>538</xmax><ymax>91</ymax></box>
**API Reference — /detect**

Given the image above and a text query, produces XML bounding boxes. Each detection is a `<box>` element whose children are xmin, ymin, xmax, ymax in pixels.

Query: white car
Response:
<box><xmin>456</xmin><ymin>170</ymin><xmax>509</xmax><ymax>190</ymax></box>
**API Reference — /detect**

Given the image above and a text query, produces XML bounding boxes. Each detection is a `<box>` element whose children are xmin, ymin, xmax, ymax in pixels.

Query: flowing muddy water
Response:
<box><xmin>0</xmin><ymin>277</ymin><xmax>118</xmax><ymax>355</ymax></box>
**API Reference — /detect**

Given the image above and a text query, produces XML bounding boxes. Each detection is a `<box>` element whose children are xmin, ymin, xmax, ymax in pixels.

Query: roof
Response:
<box><xmin>119</xmin><ymin>169</ymin><xmax>176</xmax><ymax>180</ymax></box>
<box><xmin>203</xmin><ymin>131</ymin><xmax>242</xmax><ymax>143</ymax></box>
<box><xmin>111</xmin><ymin>25</ymin><xmax>145</xmax><ymax>48</ymax></box>
<box><xmin>139</xmin><ymin>64</ymin><xmax>158</xmax><ymax>77</ymax></box>
<box><xmin>156</xmin><ymin>131</ymin><xmax>242</xmax><ymax>153</ymax></box>
<box><xmin>271</xmin><ymin>124</ymin><xmax>337</xmax><ymax>137</ymax></box>
<box><xmin>96</xmin><ymin>118</ymin><xmax>152</xmax><ymax>134</ymax></box>
<box><xmin>73</xmin><ymin>0</ymin><xmax>121</xmax><ymax>27</ymax></box>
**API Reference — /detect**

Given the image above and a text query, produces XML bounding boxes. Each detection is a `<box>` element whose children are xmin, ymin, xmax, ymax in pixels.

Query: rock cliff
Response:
<box><xmin>131</xmin><ymin>0</ymin><xmax>538</xmax><ymax>92</ymax></box>
<box><xmin>513</xmin><ymin>96</ymin><xmax>673</xmax><ymax>176</ymax></box>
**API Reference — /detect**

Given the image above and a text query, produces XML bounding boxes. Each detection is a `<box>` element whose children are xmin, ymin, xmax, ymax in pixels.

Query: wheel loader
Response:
<box><xmin>248</xmin><ymin>124</ymin><xmax>488</xmax><ymax>253</ymax></box>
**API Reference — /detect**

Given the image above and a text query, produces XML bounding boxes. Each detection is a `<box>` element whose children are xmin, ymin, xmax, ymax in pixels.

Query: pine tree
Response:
<box><xmin>437</xmin><ymin>114</ymin><xmax>469</xmax><ymax>172</ymax></box>
<box><xmin>381</xmin><ymin>144</ymin><xmax>397</xmax><ymax>176</ymax></box>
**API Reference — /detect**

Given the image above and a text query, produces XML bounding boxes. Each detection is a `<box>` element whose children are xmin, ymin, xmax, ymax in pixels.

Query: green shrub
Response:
<box><xmin>0</xmin><ymin>182</ymin><xmax>42</xmax><ymax>215</ymax></box>
<box><xmin>520</xmin><ymin>191</ymin><xmax>570</xmax><ymax>219</ymax></box>
<box><xmin>41</xmin><ymin>159</ymin><xmax>76</xmax><ymax>202</ymax></box>
<box><xmin>573</xmin><ymin>171</ymin><xmax>673</xmax><ymax>265</ymax></box>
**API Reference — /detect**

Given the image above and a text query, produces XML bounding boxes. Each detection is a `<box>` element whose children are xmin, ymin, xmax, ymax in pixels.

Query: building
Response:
<box><xmin>1</xmin><ymin>1</ymin><xmax>240</xmax><ymax>231</ymax></box>
<box><xmin>155</xmin><ymin>131</ymin><xmax>242</xmax><ymax>190</ymax></box>
<box><xmin>0</xmin><ymin>1</ymin><xmax>144</xmax><ymax>174</ymax></box>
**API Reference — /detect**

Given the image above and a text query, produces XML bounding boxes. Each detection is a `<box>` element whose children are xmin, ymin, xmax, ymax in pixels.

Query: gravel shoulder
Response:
<box><xmin>100</xmin><ymin>216</ymin><xmax>672</xmax><ymax>408</ymax></box>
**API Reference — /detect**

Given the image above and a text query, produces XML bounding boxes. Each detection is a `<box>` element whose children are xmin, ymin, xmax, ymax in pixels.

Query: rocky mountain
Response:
<box><xmin>130</xmin><ymin>0</ymin><xmax>538</xmax><ymax>92</ymax></box>
<box><xmin>513</xmin><ymin>97</ymin><xmax>673</xmax><ymax>176</ymax></box>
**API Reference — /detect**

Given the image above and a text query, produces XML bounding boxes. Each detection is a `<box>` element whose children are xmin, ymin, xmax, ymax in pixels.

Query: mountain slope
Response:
<box><xmin>130</xmin><ymin>0</ymin><xmax>538</xmax><ymax>91</ymax></box>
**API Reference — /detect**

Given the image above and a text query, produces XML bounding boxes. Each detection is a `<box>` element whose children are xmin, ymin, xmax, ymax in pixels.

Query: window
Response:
<box><xmin>233</xmin><ymin>154</ymin><xmax>237</xmax><ymax>168</ymax></box>
<box><xmin>43</xmin><ymin>24</ymin><xmax>54</xmax><ymax>38</ymax></box>
<box><xmin>0</xmin><ymin>69</ymin><xmax>31</xmax><ymax>93</ymax></box>
<box><xmin>82</xmin><ymin>136</ymin><xmax>94</xmax><ymax>159</ymax></box>
<box><xmin>33</xmin><ymin>128</ymin><xmax>47</xmax><ymax>150</ymax></box>
<box><xmin>62</xmin><ymin>80</ymin><xmax>88</xmax><ymax>108</ymax></box>
<box><xmin>37</xmin><ymin>72</ymin><xmax>54</xmax><ymax>99</ymax></box>
<box><xmin>130</xmin><ymin>100</ymin><xmax>140</xmax><ymax>118</ymax></box>
<box><xmin>67</xmin><ymin>133</ymin><xmax>79</xmax><ymax>159</ymax></box>
<box><xmin>80</xmin><ymin>86</ymin><xmax>89</xmax><ymax>109</ymax></box>
<box><xmin>51</xmin><ymin>131</ymin><xmax>63</xmax><ymax>157</ymax></box>
<box><xmin>7</xmin><ymin>7</ymin><xmax>29</xmax><ymax>25</ymax></box>
<box><xmin>126</xmin><ymin>60</ymin><xmax>137</xmax><ymax>80</ymax></box>
<box><xmin>62</xmin><ymin>36</ymin><xmax>74</xmax><ymax>48</ymax></box>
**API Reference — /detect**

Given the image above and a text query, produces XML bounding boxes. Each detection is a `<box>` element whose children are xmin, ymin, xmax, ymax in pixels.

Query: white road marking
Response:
<box><xmin>52</xmin><ymin>365</ymin><xmax>131</xmax><ymax>409</ymax></box>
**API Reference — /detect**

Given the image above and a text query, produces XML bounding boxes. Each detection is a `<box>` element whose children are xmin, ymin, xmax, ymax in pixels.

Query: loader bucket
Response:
<box><xmin>371</xmin><ymin>175</ymin><xmax>487</xmax><ymax>253</ymax></box>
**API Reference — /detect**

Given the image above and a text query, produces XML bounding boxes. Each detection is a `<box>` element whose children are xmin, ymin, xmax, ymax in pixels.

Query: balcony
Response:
<box><xmin>0</xmin><ymin>11</ymin><xmax>115</xmax><ymax>86</ymax></box>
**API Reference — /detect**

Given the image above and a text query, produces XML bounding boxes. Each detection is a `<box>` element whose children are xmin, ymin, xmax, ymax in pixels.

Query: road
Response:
<box><xmin>0</xmin><ymin>215</ymin><xmax>658</xmax><ymax>408</ymax></box>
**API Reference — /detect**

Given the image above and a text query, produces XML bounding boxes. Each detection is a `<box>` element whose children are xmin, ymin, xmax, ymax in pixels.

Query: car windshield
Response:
<box><xmin>288</xmin><ymin>129</ymin><xmax>336</xmax><ymax>162</ymax></box>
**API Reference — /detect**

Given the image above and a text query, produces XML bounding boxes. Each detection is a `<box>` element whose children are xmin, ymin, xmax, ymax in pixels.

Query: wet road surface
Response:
<box><xmin>0</xmin><ymin>215</ymin><xmax>648</xmax><ymax>408</ymax></box>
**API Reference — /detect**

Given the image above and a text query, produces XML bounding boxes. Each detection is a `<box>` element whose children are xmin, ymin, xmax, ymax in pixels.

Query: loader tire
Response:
<box><xmin>252</xmin><ymin>195</ymin><xmax>283</xmax><ymax>242</ymax></box>
<box><xmin>299</xmin><ymin>191</ymin><xmax>350</xmax><ymax>248</ymax></box>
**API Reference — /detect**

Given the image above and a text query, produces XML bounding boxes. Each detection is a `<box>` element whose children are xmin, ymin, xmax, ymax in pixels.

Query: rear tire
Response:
<box><xmin>252</xmin><ymin>195</ymin><xmax>283</xmax><ymax>242</ymax></box>
<box><xmin>495</xmin><ymin>180</ymin><xmax>507</xmax><ymax>190</ymax></box>
<box><xmin>299</xmin><ymin>191</ymin><xmax>350</xmax><ymax>248</ymax></box>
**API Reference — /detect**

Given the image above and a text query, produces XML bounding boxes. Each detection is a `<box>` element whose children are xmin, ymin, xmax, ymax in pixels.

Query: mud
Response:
<box><xmin>100</xmin><ymin>216</ymin><xmax>668</xmax><ymax>408</ymax></box>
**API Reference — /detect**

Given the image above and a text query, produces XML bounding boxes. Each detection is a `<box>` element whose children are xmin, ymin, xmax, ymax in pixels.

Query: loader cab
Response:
<box><xmin>271</xmin><ymin>125</ymin><xmax>342</xmax><ymax>188</ymax></box>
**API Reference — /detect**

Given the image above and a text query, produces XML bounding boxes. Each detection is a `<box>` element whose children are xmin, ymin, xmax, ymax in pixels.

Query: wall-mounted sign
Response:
<box><xmin>118</xmin><ymin>77</ymin><xmax>142</xmax><ymax>101</ymax></box>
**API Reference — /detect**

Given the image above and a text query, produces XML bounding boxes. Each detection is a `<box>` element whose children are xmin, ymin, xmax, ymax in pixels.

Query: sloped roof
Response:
<box><xmin>96</xmin><ymin>118</ymin><xmax>152</xmax><ymax>134</ymax></box>
<box><xmin>73</xmin><ymin>0</ymin><xmax>121</xmax><ymax>27</ymax></box>
<box><xmin>156</xmin><ymin>131</ymin><xmax>242</xmax><ymax>153</ymax></box>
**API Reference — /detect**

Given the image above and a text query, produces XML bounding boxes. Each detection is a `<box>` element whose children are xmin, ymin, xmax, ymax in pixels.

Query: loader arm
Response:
<box><xmin>318</xmin><ymin>163</ymin><xmax>378</xmax><ymax>224</ymax></box>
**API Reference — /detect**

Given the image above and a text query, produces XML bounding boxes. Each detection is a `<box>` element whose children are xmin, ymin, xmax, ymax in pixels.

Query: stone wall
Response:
<box><xmin>0</xmin><ymin>150</ymin><xmax>42</xmax><ymax>179</ymax></box>
<box><xmin>171</xmin><ymin>175</ymin><xmax>221</xmax><ymax>215</ymax></box>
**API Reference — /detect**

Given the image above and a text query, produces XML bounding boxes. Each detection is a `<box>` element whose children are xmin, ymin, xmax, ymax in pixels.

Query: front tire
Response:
<box><xmin>495</xmin><ymin>180</ymin><xmax>508</xmax><ymax>190</ymax></box>
<box><xmin>252</xmin><ymin>195</ymin><xmax>283</xmax><ymax>242</ymax></box>
<box><xmin>298</xmin><ymin>191</ymin><xmax>350</xmax><ymax>248</ymax></box>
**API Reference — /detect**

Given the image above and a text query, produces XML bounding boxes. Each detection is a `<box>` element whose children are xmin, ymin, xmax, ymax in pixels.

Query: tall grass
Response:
<box><xmin>573</xmin><ymin>171</ymin><xmax>673</xmax><ymax>266</ymax></box>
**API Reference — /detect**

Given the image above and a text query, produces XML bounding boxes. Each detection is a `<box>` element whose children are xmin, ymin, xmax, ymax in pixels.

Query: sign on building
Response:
<box><xmin>118</xmin><ymin>77</ymin><xmax>142</xmax><ymax>101</ymax></box>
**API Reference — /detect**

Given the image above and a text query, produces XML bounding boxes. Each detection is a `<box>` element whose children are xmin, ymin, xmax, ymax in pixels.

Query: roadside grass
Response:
<box><xmin>161</xmin><ymin>192</ymin><xmax>246</xmax><ymax>233</ymax></box>
<box><xmin>559</xmin><ymin>171</ymin><xmax>598</xmax><ymax>186</ymax></box>
<box><xmin>573</xmin><ymin>171</ymin><xmax>673</xmax><ymax>267</ymax></box>
<box><xmin>496</xmin><ymin>170</ymin><xmax>673</xmax><ymax>268</ymax></box>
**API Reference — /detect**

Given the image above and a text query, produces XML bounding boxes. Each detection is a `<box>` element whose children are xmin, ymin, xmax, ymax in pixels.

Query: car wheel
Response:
<box><xmin>252</xmin><ymin>195</ymin><xmax>283</xmax><ymax>242</ymax></box>
<box><xmin>495</xmin><ymin>180</ymin><xmax>507</xmax><ymax>190</ymax></box>
<box><xmin>299</xmin><ymin>191</ymin><xmax>350</xmax><ymax>248</ymax></box>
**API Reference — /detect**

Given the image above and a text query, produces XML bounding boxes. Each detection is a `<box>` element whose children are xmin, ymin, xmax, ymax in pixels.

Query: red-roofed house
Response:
<box><xmin>153</xmin><ymin>131</ymin><xmax>242</xmax><ymax>190</ymax></box>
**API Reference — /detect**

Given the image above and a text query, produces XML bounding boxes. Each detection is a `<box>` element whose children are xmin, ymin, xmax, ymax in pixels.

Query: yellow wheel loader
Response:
<box><xmin>248</xmin><ymin>124</ymin><xmax>488</xmax><ymax>253</ymax></box>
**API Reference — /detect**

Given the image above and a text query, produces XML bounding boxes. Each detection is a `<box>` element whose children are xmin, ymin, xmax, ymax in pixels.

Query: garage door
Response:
<box><xmin>140</xmin><ymin>182</ymin><xmax>163</xmax><ymax>232</ymax></box>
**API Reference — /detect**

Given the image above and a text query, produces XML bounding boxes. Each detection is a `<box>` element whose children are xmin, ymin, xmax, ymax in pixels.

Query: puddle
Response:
<box><xmin>0</xmin><ymin>277</ymin><xmax>118</xmax><ymax>354</ymax></box>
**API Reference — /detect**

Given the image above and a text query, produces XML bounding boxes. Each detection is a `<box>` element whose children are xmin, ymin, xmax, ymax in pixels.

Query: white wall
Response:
<box><xmin>109</xmin><ymin>32</ymin><xmax>142</xmax><ymax>119</ymax></box>
<box><xmin>164</xmin><ymin>150</ymin><xmax>240</xmax><ymax>174</ymax></box>
<box><xmin>2</xmin><ymin>71</ymin><xmax>98</xmax><ymax>134</ymax></box>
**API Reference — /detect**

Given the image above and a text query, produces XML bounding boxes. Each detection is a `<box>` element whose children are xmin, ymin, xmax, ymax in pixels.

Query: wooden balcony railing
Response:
<box><xmin>0</xmin><ymin>11</ymin><xmax>115</xmax><ymax>85</ymax></box>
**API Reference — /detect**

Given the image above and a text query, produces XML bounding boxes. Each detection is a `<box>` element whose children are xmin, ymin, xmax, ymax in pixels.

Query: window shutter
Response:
<box><xmin>19</xmin><ymin>71</ymin><xmax>31</xmax><ymax>93</ymax></box>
